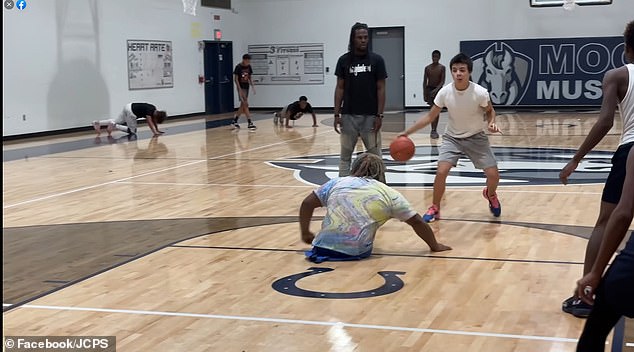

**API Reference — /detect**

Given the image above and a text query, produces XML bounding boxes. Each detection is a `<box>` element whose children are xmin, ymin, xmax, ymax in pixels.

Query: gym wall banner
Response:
<box><xmin>460</xmin><ymin>36</ymin><xmax>625</xmax><ymax>106</ymax></box>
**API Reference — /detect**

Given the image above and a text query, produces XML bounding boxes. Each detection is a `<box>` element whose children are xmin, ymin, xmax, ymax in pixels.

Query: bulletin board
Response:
<box><xmin>248</xmin><ymin>43</ymin><xmax>324</xmax><ymax>85</ymax></box>
<box><xmin>127</xmin><ymin>40</ymin><xmax>174</xmax><ymax>90</ymax></box>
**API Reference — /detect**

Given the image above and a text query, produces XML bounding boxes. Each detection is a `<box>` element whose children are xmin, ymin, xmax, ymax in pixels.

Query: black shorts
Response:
<box><xmin>425</xmin><ymin>86</ymin><xmax>439</xmax><ymax>104</ymax></box>
<box><xmin>602</xmin><ymin>141</ymin><xmax>634</xmax><ymax>204</ymax></box>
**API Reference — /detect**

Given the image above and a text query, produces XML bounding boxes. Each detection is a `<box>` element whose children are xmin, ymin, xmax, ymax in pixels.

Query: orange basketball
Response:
<box><xmin>390</xmin><ymin>136</ymin><xmax>415</xmax><ymax>162</ymax></box>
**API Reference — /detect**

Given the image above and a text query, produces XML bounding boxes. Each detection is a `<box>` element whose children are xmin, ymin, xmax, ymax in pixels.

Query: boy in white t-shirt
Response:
<box><xmin>399</xmin><ymin>53</ymin><xmax>502</xmax><ymax>222</ymax></box>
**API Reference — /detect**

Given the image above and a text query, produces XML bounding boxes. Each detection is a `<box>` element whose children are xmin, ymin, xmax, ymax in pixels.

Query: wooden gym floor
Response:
<box><xmin>3</xmin><ymin>110</ymin><xmax>633</xmax><ymax>351</ymax></box>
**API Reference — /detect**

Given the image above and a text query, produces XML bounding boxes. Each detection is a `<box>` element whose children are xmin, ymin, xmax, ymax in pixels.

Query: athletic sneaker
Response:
<box><xmin>233</xmin><ymin>122</ymin><xmax>240</xmax><ymax>129</ymax></box>
<box><xmin>422</xmin><ymin>204</ymin><xmax>440</xmax><ymax>223</ymax></box>
<box><xmin>273</xmin><ymin>112</ymin><xmax>280</xmax><ymax>125</ymax></box>
<box><xmin>248</xmin><ymin>122</ymin><xmax>257</xmax><ymax>130</ymax></box>
<box><xmin>482</xmin><ymin>187</ymin><xmax>501</xmax><ymax>217</ymax></box>
<box><xmin>127</xmin><ymin>127</ymin><xmax>137</xmax><ymax>135</ymax></box>
<box><xmin>562</xmin><ymin>296</ymin><xmax>592</xmax><ymax>318</ymax></box>
<box><xmin>430</xmin><ymin>130</ymin><xmax>439</xmax><ymax>139</ymax></box>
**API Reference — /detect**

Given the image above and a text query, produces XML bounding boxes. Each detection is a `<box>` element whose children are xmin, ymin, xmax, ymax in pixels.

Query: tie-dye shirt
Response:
<box><xmin>312</xmin><ymin>177</ymin><xmax>416</xmax><ymax>256</ymax></box>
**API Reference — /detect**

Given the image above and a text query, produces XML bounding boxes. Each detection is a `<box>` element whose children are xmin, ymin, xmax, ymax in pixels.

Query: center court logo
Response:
<box><xmin>267</xmin><ymin>146</ymin><xmax>613</xmax><ymax>187</ymax></box>
<box><xmin>472</xmin><ymin>42</ymin><xmax>533</xmax><ymax>105</ymax></box>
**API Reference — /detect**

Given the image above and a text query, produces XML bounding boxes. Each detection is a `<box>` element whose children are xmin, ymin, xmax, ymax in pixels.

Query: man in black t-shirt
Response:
<box><xmin>274</xmin><ymin>96</ymin><xmax>318</xmax><ymax>128</ymax></box>
<box><xmin>334</xmin><ymin>22</ymin><xmax>387</xmax><ymax>177</ymax></box>
<box><xmin>92</xmin><ymin>103</ymin><xmax>166</xmax><ymax>137</ymax></box>
<box><xmin>233</xmin><ymin>54</ymin><xmax>256</xmax><ymax>130</ymax></box>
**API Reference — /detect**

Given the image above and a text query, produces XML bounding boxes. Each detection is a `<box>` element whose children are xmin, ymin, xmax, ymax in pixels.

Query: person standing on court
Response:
<box><xmin>399</xmin><ymin>53</ymin><xmax>502</xmax><ymax>222</ymax></box>
<box><xmin>559</xmin><ymin>20</ymin><xmax>634</xmax><ymax>318</ymax></box>
<box><xmin>575</xmin><ymin>146</ymin><xmax>634</xmax><ymax>351</ymax></box>
<box><xmin>334</xmin><ymin>22</ymin><xmax>387</xmax><ymax>177</ymax></box>
<box><xmin>93</xmin><ymin>102</ymin><xmax>166</xmax><ymax>137</ymax></box>
<box><xmin>424</xmin><ymin>50</ymin><xmax>446</xmax><ymax>139</ymax></box>
<box><xmin>233</xmin><ymin>54</ymin><xmax>256</xmax><ymax>130</ymax></box>
<box><xmin>299</xmin><ymin>153</ymin><xmax>451</xmax><ymax>263</ymax></box>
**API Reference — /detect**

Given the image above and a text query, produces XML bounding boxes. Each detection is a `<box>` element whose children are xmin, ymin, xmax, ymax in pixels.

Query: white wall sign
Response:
<box><xmin>127</xmin><ymin>40</ymin><xmax>173</xmax><ymax>90</ymax></box>
<box><xmin>248</xmin><ymin>43</ymin><xmax>324</xmax><ymax>85</ymax></box>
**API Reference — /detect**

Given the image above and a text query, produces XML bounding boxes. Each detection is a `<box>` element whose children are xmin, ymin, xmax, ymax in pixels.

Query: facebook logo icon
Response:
<box><xmin>16</xmin><ymin>0</ymin><xmax>25</xmax><ymax>10</ymax></box>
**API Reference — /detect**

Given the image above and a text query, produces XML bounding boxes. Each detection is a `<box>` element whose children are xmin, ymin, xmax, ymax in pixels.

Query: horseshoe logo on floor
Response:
<box><xmin>271</xmin><ymin>267</ymin><xmax>405</xmax><ymax>299</ymax></box>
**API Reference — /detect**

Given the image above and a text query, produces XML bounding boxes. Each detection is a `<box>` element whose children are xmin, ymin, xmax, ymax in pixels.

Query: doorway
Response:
<box><xmin>203</xmin><ymin>41</ymin><xmax>234</xmax><ymax>114</ymax></box>
<box><xmin>369</xmin><ymin>27</ymin><xmax>405</xmax><ymax>112</ymax></box>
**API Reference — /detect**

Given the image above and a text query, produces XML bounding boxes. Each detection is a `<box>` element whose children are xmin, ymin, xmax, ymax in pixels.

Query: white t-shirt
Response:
<box><xmin>434</xmin><ymin>82</ymin><xmax>490</xmax><ymax>138</ymax></box>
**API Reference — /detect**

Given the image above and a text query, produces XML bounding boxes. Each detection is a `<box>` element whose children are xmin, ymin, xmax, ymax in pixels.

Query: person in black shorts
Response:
<box><xmin>575</xmin><ymin>146</ymin><xmax>634</xmax><ymax>351</ymax></box>
<box><xmin>273</xmin><ymin>96</ymin><xmax>318</xmax><ymax>128</ymax></box>
<box><xmin>233</xmin><ymin>54</ymin><xmax>256</xmax><ymax>130</ymax></box>
<box><xmin>559</xmin><ymin>20</ymin><xmax>634</xmax><ymax>318</ymax></box>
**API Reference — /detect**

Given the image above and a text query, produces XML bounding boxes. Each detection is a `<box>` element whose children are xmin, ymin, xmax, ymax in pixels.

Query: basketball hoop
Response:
<box><xmin>562</xmin><ymin>0</ymin><xmax>578</xmax><ymax>11</ymax></box>
<box><xmin>182</xmin><ymin>0</ymin><xmax>197</xmax><ymax>16</ymax></box>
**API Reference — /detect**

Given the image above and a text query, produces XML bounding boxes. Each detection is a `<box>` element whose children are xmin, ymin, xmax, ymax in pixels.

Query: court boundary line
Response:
<box><xmin>116</xmin><ymin>181</ymin><xmax>602</xmax><ymax>195</ymax></box>
<box><xmin>169</xmin><ymin>244</ymin><xmax>583</xmax><ymax>265</ymax></box>
<box><xmin>0</xmin><ymin>215</ymin><xmax>590</xmax><ymax>309</ymax></box>
<box><xmin>1</xmin><ymin>216</ymin><xmax>594</xmax><ymax>313</ymax></box>
<box><xmin>3</xmin><ymin>131</ymin><xmax>330</xmax><ymax>209</ymax></box>
<box><xmin>3</xmin><ymin>303</ymin><xmax>579</xmax><ymax>344</ymax></box>
<box><xmin>2</xmin><ymin>218</ymin><xmax>303</xmax><ymax>312</ymax></box>
<box><xmin>2</xmin><ymin>159</ymin><xmax>205</xmax><ymax>209</ymax></box>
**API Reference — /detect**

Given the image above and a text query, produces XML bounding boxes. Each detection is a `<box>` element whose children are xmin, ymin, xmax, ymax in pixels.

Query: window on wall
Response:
<box><xmin>201</xmin><ymin>0</ymin><xmax>231</xmax><ymax>9</ymax></box>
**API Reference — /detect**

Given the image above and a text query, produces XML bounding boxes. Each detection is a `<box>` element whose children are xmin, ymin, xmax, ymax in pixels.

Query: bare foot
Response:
<box><xmin>92</xmin><ymin>121</ymin><xmax>101</xmax><ymax>136</ymax></box>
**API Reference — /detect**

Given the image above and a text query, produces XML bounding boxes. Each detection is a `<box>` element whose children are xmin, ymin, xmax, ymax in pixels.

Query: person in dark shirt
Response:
<box><xmin>274</xmin><ymin>96</ymin><xmax>318</xmax><ymax>128</ymax></box>
<box><xmin>334</xmin><ymin>22</ymin><xmax>387</xmax><ymax>177</ymax></box>
<box><xmin>93</xmin><ymin>103</ymin><xmax>166</xmax><ymax>136</ymax></box>
<box><xmin>233</xmin><ymin>54</ymin><xmax>256</xmax><ymax>130</ymax></box>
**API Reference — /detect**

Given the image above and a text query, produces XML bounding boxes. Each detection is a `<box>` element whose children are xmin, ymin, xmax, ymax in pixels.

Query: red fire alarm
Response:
<box><xmin>214</xmin><ymin>29</ymin><xmax>222</xmax><ymax>41</ymax></box>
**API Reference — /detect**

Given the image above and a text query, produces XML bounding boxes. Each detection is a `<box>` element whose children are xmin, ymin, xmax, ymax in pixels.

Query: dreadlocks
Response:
<box><xmin>347</xmin><ymin>22</ymin><xmax>369</xmax><ymax>68</ymax></box>
<box><xmin>350</xmin><ymin>153</ymin><xmax>386</xmax><ymax>183</ymax></box>
<box><xmin>348</xmin><ymin>22</ymin><xmax>369</xmax><ymax>52</ymax></box>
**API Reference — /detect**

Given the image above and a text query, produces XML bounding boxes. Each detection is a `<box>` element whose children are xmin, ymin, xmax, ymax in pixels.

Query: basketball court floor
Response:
<box><xmin>3</xmin><ymin>110</ymin><xmax>633</xmax><ymax>351</ymax></box>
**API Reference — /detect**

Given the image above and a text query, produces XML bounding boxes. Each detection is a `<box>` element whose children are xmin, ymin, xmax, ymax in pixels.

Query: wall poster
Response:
<box><xmin>127</xmin><ymin>40</ymin><xmax>173</xmax><ymax>90</ymax></box>
<box><xmin>248</xmin><ymin>43</ymin><xmax>324</xmax><ymax>85</ymax></box>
